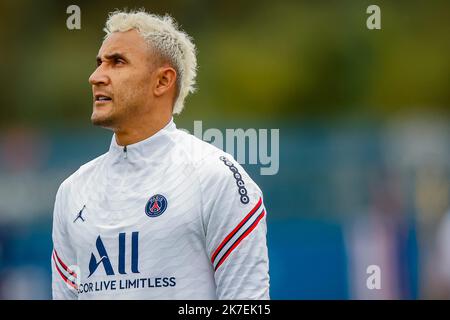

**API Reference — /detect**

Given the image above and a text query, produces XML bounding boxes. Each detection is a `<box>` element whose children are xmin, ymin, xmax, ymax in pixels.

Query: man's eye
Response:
<box><xmin>115</xmin><ymin>58</ymin><xmax>125</xmax><ymax>65</ymax></box>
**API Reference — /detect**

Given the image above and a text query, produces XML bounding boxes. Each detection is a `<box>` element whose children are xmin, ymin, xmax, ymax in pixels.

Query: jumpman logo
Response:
<box><xmin>73</xmin><ymin>205</ymin><xmax>86</xmax><ymax>223</ymax></box>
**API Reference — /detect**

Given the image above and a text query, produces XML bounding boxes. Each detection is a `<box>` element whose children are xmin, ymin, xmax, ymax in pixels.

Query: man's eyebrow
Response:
<box><xmin>96</xmin><ymin>52</ymin><xmax>128</xmax><ymax>63</ymax></box>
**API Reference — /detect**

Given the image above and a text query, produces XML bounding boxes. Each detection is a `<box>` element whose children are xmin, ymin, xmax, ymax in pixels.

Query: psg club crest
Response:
<box><xmin>145</xmin><ymin>194</ymin><xmax>168</xmax><ymax>218</ymax></box>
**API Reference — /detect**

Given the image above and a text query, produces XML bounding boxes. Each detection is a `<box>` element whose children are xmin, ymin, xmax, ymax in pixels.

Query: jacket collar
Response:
<box><xmin>107</xmin><ymin>118</ymin><xmax>177</xmax><ymax>164</ymax></box>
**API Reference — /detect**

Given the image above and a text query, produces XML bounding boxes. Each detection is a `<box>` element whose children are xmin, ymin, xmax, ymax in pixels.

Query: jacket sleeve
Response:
<box><xmin>51</xmin><ymin>182</ymin><xmax>78</xmax><ymax>300</ymax></box>
<box><xmin>200</xmin><ymin>154</ymin><xmax>270</xmax><ymax>299</ymax></box>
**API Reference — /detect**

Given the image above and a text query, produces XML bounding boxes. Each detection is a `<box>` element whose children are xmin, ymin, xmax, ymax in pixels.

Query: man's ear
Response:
<box><xmin>154</xmin><ymin>66</ymin><xmax>177</xmax><ymax>97</ymax></box>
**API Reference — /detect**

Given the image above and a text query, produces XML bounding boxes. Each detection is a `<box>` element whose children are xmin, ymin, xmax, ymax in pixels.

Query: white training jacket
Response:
<box><xmin>51</xmin><ymin>118</ymin><xmax>270</xmax><ymax>299</ymax></box>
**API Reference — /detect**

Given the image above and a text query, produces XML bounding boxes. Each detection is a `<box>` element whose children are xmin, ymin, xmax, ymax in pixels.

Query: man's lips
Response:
<box><xmin>94</xmin><ymin>93</ymin><xmax>112</xmax><ymax>103</ymax></box>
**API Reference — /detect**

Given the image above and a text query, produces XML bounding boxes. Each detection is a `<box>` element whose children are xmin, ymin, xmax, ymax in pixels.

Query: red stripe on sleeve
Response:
<box><xmin>211</xmin><ymin>197</ymin><xmax>262</xmax><ymax>264</ymax></box>
<box><xmin>215</xmin><ymin>210</ymin><xmax>265</xmax><ymax>271</ymax></box>
<box><xmin>52</xmin><ymin>251</ymin><xmax>78</xmax><ymax>290</ymax></box>
<box><xmin>53</xmin><ymin>249</ymin><xmax>77</xmax><ymax>278</ymax></box>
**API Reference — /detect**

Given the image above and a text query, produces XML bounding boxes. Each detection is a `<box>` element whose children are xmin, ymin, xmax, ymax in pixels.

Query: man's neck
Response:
<box><xmin>114</xmin><ymin>115</ymin><xmax>172</xmax><ymax>146</ymax></box>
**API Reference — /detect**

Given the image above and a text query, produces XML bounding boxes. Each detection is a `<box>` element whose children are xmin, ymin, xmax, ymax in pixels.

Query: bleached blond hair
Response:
<box><xmin>104</xmin><ymin>9</ymin><xmax>197</xmax><ymax>114</ymax></box>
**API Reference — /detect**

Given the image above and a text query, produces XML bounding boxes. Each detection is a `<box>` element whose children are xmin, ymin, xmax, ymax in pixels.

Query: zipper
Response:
<box><xmin>123</xmin><ymin>145</ymin><xmax>128</xmax><ymax>159</ymax></box>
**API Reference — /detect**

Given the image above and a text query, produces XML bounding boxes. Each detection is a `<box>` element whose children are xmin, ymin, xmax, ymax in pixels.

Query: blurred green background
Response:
<box><xmin>0</xmin><ymin>0</ymin><xmax>449</xmax><ymax>299</ymax></box>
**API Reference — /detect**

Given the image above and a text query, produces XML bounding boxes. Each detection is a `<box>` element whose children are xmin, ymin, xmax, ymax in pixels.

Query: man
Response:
<box><xmin>51</xmin><ymin>9</ymin><xmax>270</xmax><ymax>299</ymax></box>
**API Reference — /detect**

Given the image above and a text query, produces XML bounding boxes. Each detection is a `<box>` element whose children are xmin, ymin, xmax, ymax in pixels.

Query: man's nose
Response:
<box><xmin>89</xmin><ymin>66</ymin><xmax>110</xmax><ymax>86</ymax></box>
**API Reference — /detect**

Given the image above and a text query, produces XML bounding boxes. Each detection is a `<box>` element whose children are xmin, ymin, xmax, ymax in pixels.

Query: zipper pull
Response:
<box><xmin>123</xmin><ymin>145</ymin><xmax>128</xmax><ymax>159</ymax></box>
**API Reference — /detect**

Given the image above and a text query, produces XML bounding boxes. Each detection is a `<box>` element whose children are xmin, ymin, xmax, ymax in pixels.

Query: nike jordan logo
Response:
<box><xmin>73</xmin><ymin>205</ymin><xmax>86</xmax><ymax>223</ymax></box>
